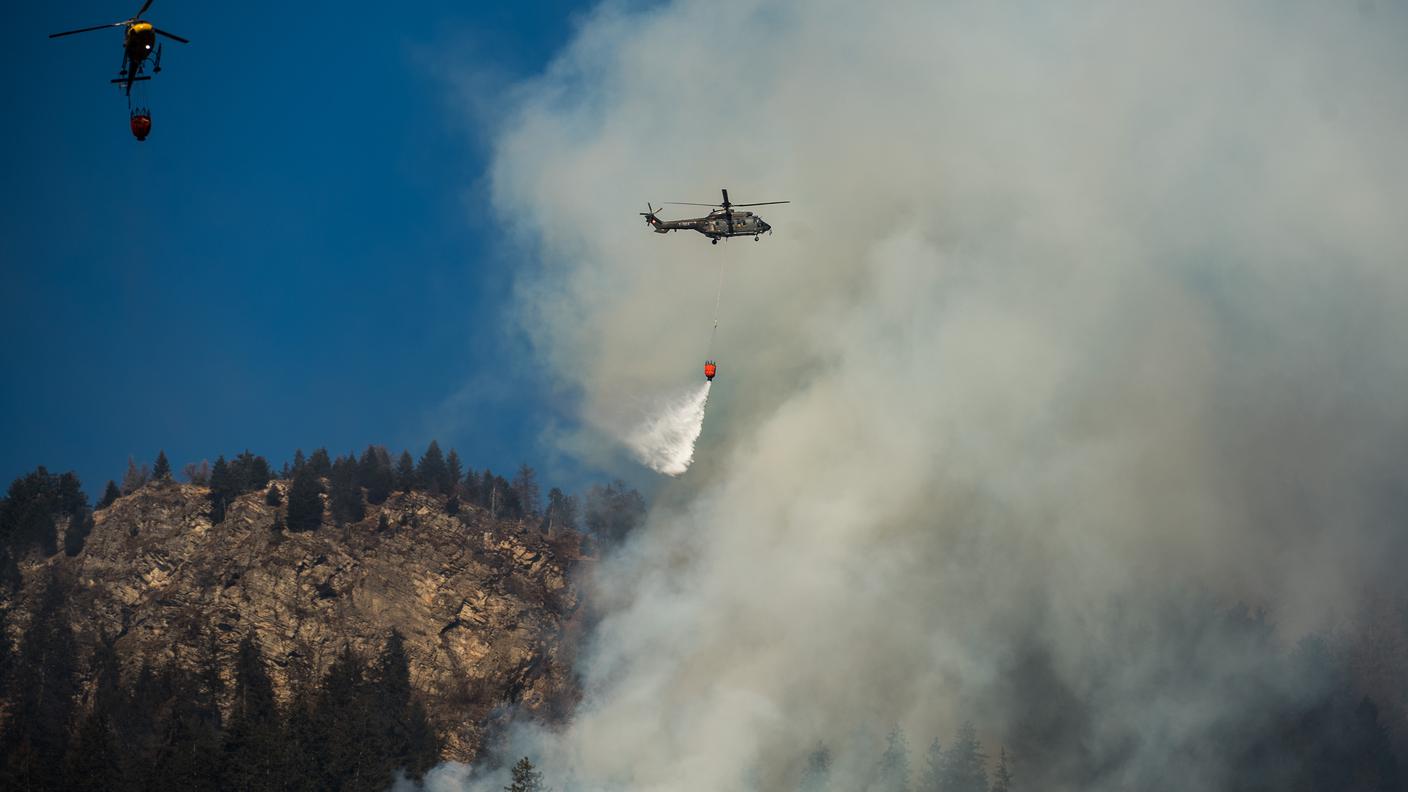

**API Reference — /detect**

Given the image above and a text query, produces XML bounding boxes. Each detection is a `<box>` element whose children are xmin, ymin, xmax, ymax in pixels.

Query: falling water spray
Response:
<box><xmin>624</xmin><ymin>381</ymin><xmax>712</xmax><ymax>476</ymax></box>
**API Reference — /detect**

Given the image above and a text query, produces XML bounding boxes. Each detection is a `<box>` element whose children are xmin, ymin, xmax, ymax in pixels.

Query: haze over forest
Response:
<box><xmin>5</xmin><ymin>1</ymin><xmax>1408</xmax><ymax>791</ymax></box>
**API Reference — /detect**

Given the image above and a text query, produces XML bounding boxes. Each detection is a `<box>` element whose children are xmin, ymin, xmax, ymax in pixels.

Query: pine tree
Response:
<box><xmin>99</xmin><ymin>479</ymin><xmax>122</xmax><ymax>509</ymax></box>
<box><xmin>282</xmin><ymin>672</ymin><xmax>322</xmax><ymax>791</ymax></box>
<box><xmin>0</xmin><ymin>571</ymin><xmax>79</xmax><ymax>790</ymax></box>
<box><xmin>308</xmin><ymin>448</ymin><xmax>333</xmax><ymax>478</ymax></box>
<box><xmin>153</xmin><ymin>450</ymin><xmax>172</xmax><ymax>480</ymax></box>
<box><xmin>369</xmin><ymin>631</ymin><xmax>440</xmax><ymax>783</ymax></box>
<box><xmin>292</xmin><ymin>449</ymin><xmax>307</xmax><ymax>473</ymax></box>
<box><xmin>990</xmin><ymin>747</ymin><xmax>1013</xmax><ymax>792</ymax></box>
<box><xmin>461</xmin><ymin>467</ymin><xmax>480</xmax><ymax>504</ymax></box>
<box><xmin>919</xmin><ymin>738</ymin><xmax>943</xmax><ymax>792</ymax></box>
<box><xmin>584</xmin><ymin>480</ymin><xmax>647</xmax><ymax>546</ymax></box>
<box><xmin>446</xmin><ymin>449</ymin><xmax>464</xmax><ymax>494</ymax></box>
<box><xmin>286</xmin><ymin>465</ymin><xmax>324</xmax><ymax>532</ymax></box>
<box><xmin>511</xmin><ymin>464</ymin><xmax>541</xmax><ymax>520</ymax></box>
<box><xmin>359</xmin><ymin>446</ymin><xmax>393</xmax><ymax>505</ymax></box>
<box><xmin>396</xmin><ymin>451</ymin><xmax>417</xmax><ymax>493</ymax></box>
<box><xmin>446</xmin><ymin>493</ymin><xmax>460</xmax><ymax>516</ymax></box>
<box><xmin>62</xmin><ymin>639</ymin><xmax>123</xmax><ymax>791</ymax></box>
<box><xmin>877</xmin><ymin>726</ymin><xmax>912</xmax><ymax>792</ymax></box>
<box><xmin>500</xmin><ymin>475</ymin><xmax>523</xmax><ymax>519</ymax></box>
<box><xmin>938</xmin><ymin>722</ymin><xmax>987</xmax><ymax>792</ymax></box>
<box><xmin>544</xmin><ymin>488</ymin><xmax>578</xmax><ymax>535</ymax></box>
<box><xmin>313</xmin><ymin>645</ymin><xmax>378</xmax><ymax>791</ymax></box>
<box><xmin>151</xmin><ymin>663</ymin><xmax>224</xmax><ymax>792</ymax></box>
<box><xmin>329</xmin><ymin>456</ymin><xmax>366</xmax><ymax>526</ymax></box>
<box><xmin>231</xmin><ymin>450</ymin><xmax>272</xmax><ymax>493</ymax></box>
<box><xmin>208</xmin><ymin>456</ymin><xmax>232</xmax><ymax>524</ymax></box>
<box><xmin>505</xmin><ymin>757</ymin><xmax>548</xmax><ymax>792</ymax></box>
<box><xmin>417</xmin><ymin>441</ymin><xmax>449</xmax><ymax>495</ymax></box>
<box><xmin>265</xmin><ymin>483</ymin><xmax>282</xmax><ymax>506</ymax></box>
<box><xmin>222</xmin><ymin>634</ymin><xmax>282</xmax><ymax>791</ymax></box>
<box><xmin>55</xmin><ymin>472</ymin><xmax>84</xmax><ymax>515</ymax></box>
<box><xmin>0</xmin><ymin>467</ymin><xmax>67</xmax><ymax>556</ymax></box>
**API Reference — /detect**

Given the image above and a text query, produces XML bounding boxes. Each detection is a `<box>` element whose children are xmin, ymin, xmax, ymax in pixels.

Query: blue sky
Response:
<box><xmin>0</xmin><ymin>0</ymin><xmax>604</xmax><ymax>497</ymax></box>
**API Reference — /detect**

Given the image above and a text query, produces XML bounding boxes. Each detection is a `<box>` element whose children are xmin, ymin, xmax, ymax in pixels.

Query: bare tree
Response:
<box><xmin>121</xmin><ymin>456</ymin><xmax>151</xmax><ymax>494</ymax></box>
<box><xmin>183</xmin><ymin>459</ymin><xmax>212</xmax><ymax>486</ymax></box>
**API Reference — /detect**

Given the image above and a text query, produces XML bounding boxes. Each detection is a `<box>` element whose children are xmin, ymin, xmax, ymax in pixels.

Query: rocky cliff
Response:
<box><xmin>7</xmin><ymin>480</ymin><xmax>585</xmax><ymax>763</ymax></box>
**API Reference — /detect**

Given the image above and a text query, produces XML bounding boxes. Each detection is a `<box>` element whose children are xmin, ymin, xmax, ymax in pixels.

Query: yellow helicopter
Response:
<box><xmin>50</xmin><ymin>1</ymin><xmax>189</xmax><ymax>97</ymax></box>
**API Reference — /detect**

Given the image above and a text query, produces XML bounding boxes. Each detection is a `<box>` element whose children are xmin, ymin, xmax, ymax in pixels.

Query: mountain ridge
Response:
<box><xmin>5</xmin><ymin>477</ymin><xmax>586</xmax><ymax>764</ymax></box>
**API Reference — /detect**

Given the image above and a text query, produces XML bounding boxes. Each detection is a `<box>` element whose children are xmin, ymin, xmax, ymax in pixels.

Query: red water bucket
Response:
<box><xmin>130</xmin><ymin>113</ymin><xmax>152</xmax><ymax>142</ymax></box>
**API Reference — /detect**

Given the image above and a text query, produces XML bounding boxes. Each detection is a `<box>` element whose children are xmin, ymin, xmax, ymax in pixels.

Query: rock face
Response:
<box><xmin>14</xmin><ymin>481</ymin><xmax>584</xmax><ymax>763</ymax></box>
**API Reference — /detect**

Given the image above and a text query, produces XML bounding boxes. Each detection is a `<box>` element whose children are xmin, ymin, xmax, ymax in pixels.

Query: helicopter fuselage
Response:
<box><xmin>647</xmin><ymin>210</ymin><xmax>772</xmax><ymax>240</ymax></box>
<box><xmin>123</xmin><ymin>22</ymin><xmax>156</xmax><ymax>67</ymax></box>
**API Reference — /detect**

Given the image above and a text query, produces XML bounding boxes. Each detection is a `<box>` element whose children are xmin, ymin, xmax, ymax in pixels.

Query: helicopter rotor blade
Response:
<box><xmin>732</xmin><ymin>201</ymin><xmax>791</xmax><ymax>207</ymax></box>
<box><xmin>663</xmin><ymin>202</ymin><xmax>722</xmax><ymax>207</ymax></box>
<box><xmin>49</xmin><ymin>22</ymin><xmax>126</xmax><ymax>38</ymax></box>
<box><xmin>154</xmin><ymin>28</ymin><xmax>189</xmax><ymax>43</ymax></box>
<box><xmin>134</xmin><ymin>0</ymin><xmax>154</xmax><ymax>19</ymax></box>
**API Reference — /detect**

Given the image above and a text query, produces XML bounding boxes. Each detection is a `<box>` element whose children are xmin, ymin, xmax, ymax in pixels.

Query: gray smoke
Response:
<box><xmin>440</xmin><ymin>0</ymin><xmax>1408</xmax><ymax>789</ymax></box>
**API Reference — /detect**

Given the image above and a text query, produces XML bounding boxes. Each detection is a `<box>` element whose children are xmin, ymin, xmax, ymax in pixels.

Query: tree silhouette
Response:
<box><xmin>990</xmin><ymin>747</ymin><xmax>1013</xmax><ymax>792</ymax></box>
<box><xmin>329</xmin><ymin>456</ymin><xmax>366</xmax><ymax>526</ymax></box>
<box><xmin>0</xmin><ymin>571</ymin><xmax>79</xmax><ymax>790</ymax></box>
<box><xmin>370</xmin><ymin>631</ymin><xmax>439</xmax><ymax>782</ymax></box>
<box><xmin>446</xmin><ymin>449</ymin><xmax>464</xmax><ymax>495</ymax></box>
<box><xmin>208</xmin><ymin>456</ymin><xmax>232</xmax><ymax>524</ymax></box>
<box><xmin>62</xmin><ymin>639</ymin><xmax>123</xmax><ymax>791</ymax></box>
<box><xmin>221</xmin><ymin>634</ymin><xmax>282</xmax><ymax>791</ymax></box>
<box><xmin>99</xmin><ymin>479</ymin><xmax>121</xmax><ymax>509</ymax></box>
<box><xmin>122</xmin><ymin>456</ymin><xmax>150</xmax><ymax>494</ymax></box>
<box><xmin>543</xmin><ymin>488</ymin><xmax>578</xmax><ymax>535</ymax></box>
<box><xmin>286</xmin><ymin>466</ymin><xmax>324</xmax><ymax>532</ymax></box>
<box><xmin>153</xmin><ymin>450</ymin><xmax>172</xmax><ymax>481</ymax></box>
<box><xmin>0</xmin><ymin>466</ymin><xmax>84</xmax><ymax>557</ymax></box>
<box><xmin>584</xmin><ymin>480</ymin><xmax>646</xmax><ymax>546</ymax></box>
<box><xmin>417</xmin><ymin>441</ymin><xmax>450</xmax><ymax>495</ymax></box>
<box><xmin>919</xmin><ymin>737</ymin><xmax>942</xmax><ymax>792</ymax></box>
<box><xmin>396</xmin><ymin>451</ymin><xmax>416</xmax><ymax>494</ymax></box>
<box><xmin>307</xmin><ymin>448</ymin><xmax>333</xmax><ymax>478</ymax></box>
<box><xmin>512</xmin><ymin>465</ymin><xmax>541</xmax><ymax>520</ymax></box>
<box><xmin>876</xmin><ymin>726</ymin><xmax>912</xmax><ymax>792</ymax></box>
<box><xmin>359</xmin><ymin>446</ymin><xmax>394</xmax><ymax>505</ymax></box>
<box><xmin>183</xmin><ymin>460</ymin><xmax>212</xmax><ymax>485</ymax></box>
<box><xmin>938</xmin><ymin>722</ymin><xmax>987</xmax><ymax>792</ymax></box>
<box><xmin>505</xmin><ymin>756</ymin><xmax>548</xmax><ymax>792</ymax></box>
<box><xmin>312</xmin><ymin>645</ymin><xmax>380</xmax><ymax>791</ymax></box>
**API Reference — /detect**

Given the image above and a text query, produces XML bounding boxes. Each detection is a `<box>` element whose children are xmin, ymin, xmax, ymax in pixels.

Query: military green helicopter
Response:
<box><xmin>641</xmin><ymin>189</ymin><xmax>789</xmax><ymax>244</ymax></box>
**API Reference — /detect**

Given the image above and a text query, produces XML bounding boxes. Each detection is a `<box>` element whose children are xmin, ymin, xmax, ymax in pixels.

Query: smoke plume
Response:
<box><xmin>450</xmin><ymin>0</ymin><xmax>1408</xmax><ymax>789</ymax></box>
